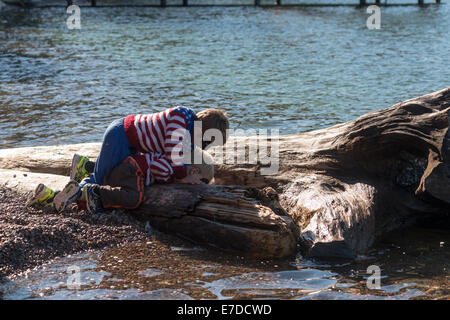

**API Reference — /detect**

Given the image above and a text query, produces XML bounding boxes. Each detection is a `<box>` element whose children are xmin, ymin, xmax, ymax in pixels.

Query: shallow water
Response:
<box><xmin>1</xmin><ymin>1</ymin><xmax>449</xmax><ymax>147</ymax></box>
<box><xmin>1</xmin><ymin>227</ymin><xmax>448</xmax><ymax>300</ymax></box>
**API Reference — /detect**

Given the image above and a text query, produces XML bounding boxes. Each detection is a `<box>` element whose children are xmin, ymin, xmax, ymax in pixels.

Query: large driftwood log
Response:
<box><xmin>211</xmin><ymin>88</ymin><xmax>450</xmax><ymax>258</ymax></box>
<box><xmin>1</xmin><ymin>88</ymin><xmax>449</xmax><ymax>259</ymax></box>
<box><xmin>0</xmin><ymin>143</ymin><xmax>100</xmax><ymax>176</ymax></box>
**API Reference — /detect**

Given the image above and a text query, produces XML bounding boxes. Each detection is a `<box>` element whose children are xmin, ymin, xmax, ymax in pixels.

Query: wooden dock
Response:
<box><xmin>68</xmin><ymin>0</ymin><xmax>442</xmax><ymax>7</ymax></box>
<box><xmin>7</xmin><ymin>0</ymin><xmax>444</xmax><ymax>8</ymax></box>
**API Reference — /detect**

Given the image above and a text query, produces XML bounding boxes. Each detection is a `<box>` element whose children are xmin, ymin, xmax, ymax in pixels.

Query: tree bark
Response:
<box><xmin>1</xmin><ymin>88</ymin><xmax>449</xmax><ymax>259</ymax></box>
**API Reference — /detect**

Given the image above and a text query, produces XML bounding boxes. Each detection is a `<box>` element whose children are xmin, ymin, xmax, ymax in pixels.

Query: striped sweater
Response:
<box><xmin>124</xmin><ymin>106</ymin><xmax>196</xmax><ymax>179</ymax></box>
<box><xmin>129</xmin><ymin>153</ymin><xmax>175</xmax><ymax>186</ymax></box>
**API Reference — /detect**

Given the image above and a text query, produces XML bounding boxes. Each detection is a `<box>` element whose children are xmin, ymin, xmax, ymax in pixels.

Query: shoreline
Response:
<box><xmin>0</xmin><ymin>186</ymin><xmax>150</xmax><ymax>279</ymax></box>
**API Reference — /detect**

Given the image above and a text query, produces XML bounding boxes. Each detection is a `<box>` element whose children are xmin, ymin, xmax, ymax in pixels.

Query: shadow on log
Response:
<box><xmin>136</xmin><ymin>184</ymin><xmax>298</xmax><ymax>259</ymax></box>
<box><xmin>1</xmin><ymin>88</ymin><xmax>449</xmax><ymax>259</ymax></box>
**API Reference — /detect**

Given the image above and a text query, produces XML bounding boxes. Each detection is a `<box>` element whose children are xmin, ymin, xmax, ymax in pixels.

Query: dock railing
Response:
<box><xmin>5</xmin><ymin>0</ymin><xmax>444</xmax><ymax>8</ymax></box>
<box><xmin>69</xmin><ymin>0</ymin><xmax>443</xmax><ymax>7</ymax></box>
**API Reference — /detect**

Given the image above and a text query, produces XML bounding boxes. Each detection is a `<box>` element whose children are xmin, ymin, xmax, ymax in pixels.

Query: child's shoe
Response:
<box><xmin>70</xmin><ymin>154</ymin><xmax>93</xmax><ymax>183</ymax></box>
<box><xmin>53</xmin><ymin>180</ymin><xmax>81</xmax><ymax>212</ymax></box>
<box><xmin>26</xmin><ymin>183</ymin><xmax>56</xmax><ymax>207</ymax></box>
<box><xmin>81</xmin><ymin>184</ymin><xmax>103</xmax><ymax>214</ymax></box>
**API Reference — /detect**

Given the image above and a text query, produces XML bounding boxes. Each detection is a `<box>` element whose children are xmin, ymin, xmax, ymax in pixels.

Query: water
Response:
<box><xmin>0</xmin><ymin>0</ymin><xmax>448</xmax><ymax>300</ymax></box>
<box><xmin>1</xmin><ymin>227</ymin><xmax>448</xmax><ymax>300</ymax></box>
<box><xmin>1</xmin><ymin>1</ymin><xmax>449</xmax><ymax>147</ymax></box>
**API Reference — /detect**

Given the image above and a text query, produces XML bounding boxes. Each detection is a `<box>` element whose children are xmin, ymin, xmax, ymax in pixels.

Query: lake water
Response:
<box><xmin>1</xmin><ymin>1</ymin><xmax>449</xmax><ymax>147</ymax></box>
<box><xmin>1</xmin><ymin>227</ymin><xmax>448</xmax><ymax>300</ymax></box>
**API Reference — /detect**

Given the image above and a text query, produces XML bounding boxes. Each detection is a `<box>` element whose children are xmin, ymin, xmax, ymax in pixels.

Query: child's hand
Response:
<box><xmin>178</xmin><ymin>173</ymin><xmax>204</xmax><ymax>185</ymax></box>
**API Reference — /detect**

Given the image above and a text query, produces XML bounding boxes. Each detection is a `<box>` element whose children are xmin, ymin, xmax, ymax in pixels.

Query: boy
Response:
<box><xmin>53</xmin><ymin>107</ymin><xmax>228</xmax><ymax>212</ymax></box>
<box><xmin>26</xmin><ymin>148</ymin><xmax>214</xmax><ymax>214</ymax></box>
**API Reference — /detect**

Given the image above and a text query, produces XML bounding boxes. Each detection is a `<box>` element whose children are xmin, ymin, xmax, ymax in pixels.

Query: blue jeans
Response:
<box><xmin>81</xmin><ymin>118</ymin><xmax>134</xmax><ymax>186</ymax></box>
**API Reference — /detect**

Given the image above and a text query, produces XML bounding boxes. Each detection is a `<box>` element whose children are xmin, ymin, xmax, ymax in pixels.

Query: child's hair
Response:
<box><xmin>196</xmin><ymin>108</ymin><xmax>229</xmax><ymax>147</ymax></box>
<box><xmin>185</xmin><ymin>148</ymin><xmax>215</xmax><ymax>184</ymax></box>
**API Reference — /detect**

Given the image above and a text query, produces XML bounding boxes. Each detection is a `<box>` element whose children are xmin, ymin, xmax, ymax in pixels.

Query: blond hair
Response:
<box><xmin>196</xmin><ymin>108</ymin><xmax>229</xmax><ymax>146</ymax></box>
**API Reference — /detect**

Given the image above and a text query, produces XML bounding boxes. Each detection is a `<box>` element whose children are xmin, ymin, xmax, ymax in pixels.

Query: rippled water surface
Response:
<box><xmin>1</xmin><ymin>1</ymin><xmax>449</xmax><ymax>147</ymax></box>
<box><xmin>1</xmin><ymin>227</ymin><xmax>448</xmax><ymax>300</ymax></box>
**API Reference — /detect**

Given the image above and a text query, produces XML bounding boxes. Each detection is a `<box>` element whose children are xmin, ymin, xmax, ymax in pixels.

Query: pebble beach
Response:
<box><xmin>0</xmin><ymin>187</ymin><xmax>149</xmax><ymax>278</ymax></box>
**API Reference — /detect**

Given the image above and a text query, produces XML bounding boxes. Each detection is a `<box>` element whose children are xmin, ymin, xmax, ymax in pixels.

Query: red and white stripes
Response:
<box><xmin>130</xmin><ymin>153</ymin><xmax>175</xmax><ymax>185</ymax></box>
<box><xmin>124</xmin><ymin>108</ymin><xmax>189</xmax><ymax>179</ymax></box>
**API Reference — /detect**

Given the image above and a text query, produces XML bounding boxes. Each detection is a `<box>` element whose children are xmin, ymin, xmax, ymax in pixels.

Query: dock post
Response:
<box><xmin>91</xmin><ymin>0</ymin><xmax>96</xmax><ymax>6</ymax></box>
<box><xmin>161</xmin><ymin>0</ymin><xmax>166</xmax><ymax>7</ymax></box>
<box><xmin>183</xmin><ymin>0</ymin><xmax>188</xmax><ymax>6</ymax></box>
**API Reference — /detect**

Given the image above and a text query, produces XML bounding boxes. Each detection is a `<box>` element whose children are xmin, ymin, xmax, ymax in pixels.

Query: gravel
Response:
<box><xmin>0</xmin><ymin>187</ymin><xmax>150</xmax><ymax>278</ymax></box>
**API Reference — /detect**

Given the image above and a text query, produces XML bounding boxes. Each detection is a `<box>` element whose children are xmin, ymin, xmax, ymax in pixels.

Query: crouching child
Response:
<box><xmin>26</xmin><ymin>149</ymin><xmax>214</xmax><ymax>214</ymax></box>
